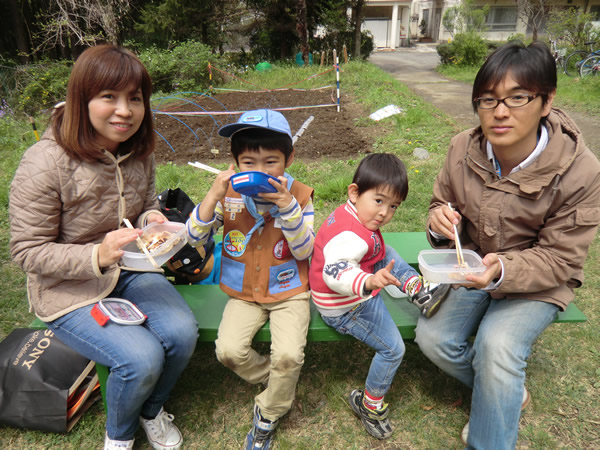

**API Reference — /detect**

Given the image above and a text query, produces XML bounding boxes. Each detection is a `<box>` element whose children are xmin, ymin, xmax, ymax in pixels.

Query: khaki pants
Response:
<box><xmin>215</xmin><ymin>293</ymin><xmax>310</xmax><ymax>421</ymax></box>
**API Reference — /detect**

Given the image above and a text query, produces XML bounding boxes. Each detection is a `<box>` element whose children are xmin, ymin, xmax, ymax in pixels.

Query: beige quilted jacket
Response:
<box><xmin>9</xmin><ymin>131</ymin><xmax>162</xmax><ymax>321</ymax></box>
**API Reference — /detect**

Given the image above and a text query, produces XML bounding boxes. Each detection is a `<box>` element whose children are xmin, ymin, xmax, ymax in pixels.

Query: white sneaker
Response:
<box><xmin>139</xmin><ymin>407</ymin><xmax>183</xmax><ymax>450</ymax></box>
<box><xmin>104</xmin><ymin>433</ymin><xmax>134</xmax><ymax>450</ymax></box>
<box><xmin>461</xmin><ymin>388</ymin><xmax>530</xmax><ymax>445</ymax></box>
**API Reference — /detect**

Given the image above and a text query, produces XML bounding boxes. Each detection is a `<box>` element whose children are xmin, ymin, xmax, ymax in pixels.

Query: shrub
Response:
<box><xmin>437</xmin><ymin>32</ymin><xmax>488</xmax><ymax>66</ymax></box>
<box><xmin>4</xmin><ymin>60</ymin><xmax>72</xmax><ymax>116</ymax></box>
<box><xmin>138</xmin><ymin>40</ymin><xmax>222</xmax><ymax>93</ymax></box>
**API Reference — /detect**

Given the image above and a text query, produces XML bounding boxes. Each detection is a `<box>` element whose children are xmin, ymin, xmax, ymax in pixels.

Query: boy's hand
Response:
<box><xmin>197</xmin><ymin>164</ymin><xmax>236</xmax><ymax>222</ymax></box>
<box><xmin>259</xmin><ymin>176</ymin><xmax>293</xmax><ymax>209</ymax></box>
<box><xmin>208</xmin><ymin>164</ymin><xmax>236</xmax><ymax>201</ymax></box>
<box><xmin>364</xmin><ymin>260</ymin><xmax>402</xmax><ymax>291</ymax></box>
<box><xmin>430</xmin><ymin>204</ymin><xmax>461</xmax><ymax>240</ymax></box>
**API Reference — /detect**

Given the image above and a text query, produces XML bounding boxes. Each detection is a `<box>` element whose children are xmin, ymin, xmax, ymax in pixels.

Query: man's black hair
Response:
<box><xmin>230</xmin><ymin>128</ymin><xmax>293</xmax><ymax>162</ymax></box>
<box><xmin>472</xmin><ymin>41</ymin><xmax>557</xmax><ymax>113</ymax></box>
<box><xmin>352</xmin><ymin>153</ymin><xmax>408</xmax><ymax>202</ymax></box>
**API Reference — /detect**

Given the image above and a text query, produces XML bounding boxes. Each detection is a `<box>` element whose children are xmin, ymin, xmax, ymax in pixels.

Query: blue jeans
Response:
<box><xmin>415</xmin><ymin>286</ymin><xmax>559</xmax><ymax>450</ymax></box>
<box><xmin>321</xmin><ymin>245</ymin><xmax>415</xmax><ymax>397</ymax></box>
<box><xmin>46</xmin><ymin>271</ymin><xmax>198</xmax><ymax>440</ymax></box>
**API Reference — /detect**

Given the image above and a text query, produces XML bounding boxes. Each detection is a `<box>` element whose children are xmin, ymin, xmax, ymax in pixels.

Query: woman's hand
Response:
<box><xmin>146</xmin><ymin>212</ymin><xmax>166</xmax><ymax>224</ymax></box>
<box><xmin>430</xmin><ymin>204</ymin><xmax>461</xmax><ymax>240</ymax></box>
<box><xmin>364</xmin><ymin>260</ymin><xmax>401</xmax><ymax>291</ymax></box>
<box><xmin>98</xmin><ymin>228</ymin><xmax>142</xmax><ymax>268</ymax></box>
<box><xmin>464</xmin><ymin>253</ymin><xmax>502</xmax><ymax>289</ymax></box>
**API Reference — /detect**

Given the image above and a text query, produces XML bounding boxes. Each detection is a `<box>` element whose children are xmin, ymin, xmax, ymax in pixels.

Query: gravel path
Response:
<box><xmin>369</xmin><ymin>46</ymin><xmax>599</xmax><ymax>156</ymax></box>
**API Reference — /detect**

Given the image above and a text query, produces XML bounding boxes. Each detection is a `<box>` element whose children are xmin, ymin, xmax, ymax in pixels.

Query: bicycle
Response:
<box><xmin>564</xmin><ymin>41</ymin><xmax>598</xmax><ymax>77</ymax></box>
<box><xmin>579</xmin><ymin>54</ymin><xmax>600</xmax><ymax>77</ymax></box>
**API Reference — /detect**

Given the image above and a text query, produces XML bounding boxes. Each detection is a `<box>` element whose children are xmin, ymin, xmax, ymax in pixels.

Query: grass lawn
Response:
<box><xmin>1</xmin><ymin>61</ymin><xmax>599</xmax><ymax>448</ymax></box>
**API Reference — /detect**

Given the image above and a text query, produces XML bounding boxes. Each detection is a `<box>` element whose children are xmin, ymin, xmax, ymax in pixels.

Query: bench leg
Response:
<box><xmin>95</xmin><ymin>362</ymin><xmax>109</xmax><ymax>413</ymax></box>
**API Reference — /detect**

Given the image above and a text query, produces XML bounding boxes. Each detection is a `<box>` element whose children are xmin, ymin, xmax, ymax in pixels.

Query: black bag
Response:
<box><xmin>0</xmin><ymin>328</ymin><xmax>100</xmax><ymax>433</ymax></box>
<box><xmin>158</xmin><ymin>188</ymin><xmax>215</xmax><ymax>284</ymax></box>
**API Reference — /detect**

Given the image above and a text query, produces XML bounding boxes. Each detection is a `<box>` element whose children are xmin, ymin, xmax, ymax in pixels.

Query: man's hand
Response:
<box><xmin>364</xmin><ymin>260</ymin><xmax>401</xmax><ymax>291</ymax></box>
<box><xmin>464</xmin><ymin>253</ymin><xmax>502</xmax><ymax>289</ymax></box>
<box><xmin>259</xmin><ymin>176</ymin><xmax>293</xmax><ymax>209</ymax></box>
<box><xmin>430</xmin><ymin>204</ymin><xmax>461</xmax><ymax>240</ymax></box>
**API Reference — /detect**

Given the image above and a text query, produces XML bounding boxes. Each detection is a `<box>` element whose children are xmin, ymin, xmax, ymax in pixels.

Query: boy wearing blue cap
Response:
<box><xmin>186</xmin><ymin>109</ymin><xmax>314</xmax><ymax>450</ymax></box>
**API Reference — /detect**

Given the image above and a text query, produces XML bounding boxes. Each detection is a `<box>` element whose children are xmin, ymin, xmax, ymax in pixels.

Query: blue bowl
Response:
<box><xmin>230</xmin><ymin>171</ymin><xmax>280</xmax><ymax>197</ymax></box>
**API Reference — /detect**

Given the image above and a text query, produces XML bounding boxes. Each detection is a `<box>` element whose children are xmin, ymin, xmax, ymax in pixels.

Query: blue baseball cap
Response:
<box><xmin>218</xmin><ymin>109</ymin><xmax>292</xmax><ymax>140</ymax></box>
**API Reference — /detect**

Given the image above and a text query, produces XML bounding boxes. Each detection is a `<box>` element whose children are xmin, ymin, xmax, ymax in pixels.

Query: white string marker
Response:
<box><xmin>188</xmin><ymin>161</ymin><xmax>222</xmax><ymax>174</ymax></box>
<box><xmin>292</xmin><ymin>116</ymin><xmax>314</xmax><ymax>144</ymax></box>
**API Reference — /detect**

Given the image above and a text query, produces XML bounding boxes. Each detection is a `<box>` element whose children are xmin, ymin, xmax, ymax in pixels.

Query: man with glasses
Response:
<box><xmin>415</xmin><ymin>41</ymin><xmax>600</xmax><ymax>449</ymax></box>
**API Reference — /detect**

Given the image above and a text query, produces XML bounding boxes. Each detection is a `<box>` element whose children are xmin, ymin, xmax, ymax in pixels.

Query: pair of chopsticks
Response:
<box><xmin>447</xmin><ymin>203</ymin><xmax>465</xmax><ymax>267</ymax></box>
<box><xmin>188</xmin><ymin>161</ymin><xmax>221</xmax><ymax>174</ymax></box>
<box><xmin>122</xmin><ymin>218</ymin><xmax>160</xmax><ymax>269</ymax></box>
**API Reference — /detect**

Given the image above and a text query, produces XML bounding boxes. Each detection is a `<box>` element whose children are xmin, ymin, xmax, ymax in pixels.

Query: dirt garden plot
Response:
<box><xmin>152</xmin><ymin>89</ymin><xmax>377</xmax><ymax>165</ymax></box>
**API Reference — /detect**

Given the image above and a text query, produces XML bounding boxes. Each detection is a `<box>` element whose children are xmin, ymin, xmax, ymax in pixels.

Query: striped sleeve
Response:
<box><xmin>321</xmin><ymin>231</ymin><xmax>372</xmax><ymax>297</ymax></box>
<box><xmin>186</xmin><ymin>201</ymin><xmax>224</xmax><ymax>247</ymax></box>
<box><xmin>279</xmin><ymin>196</ymin><xmax>315</xmax><ymax>261</ymax></box>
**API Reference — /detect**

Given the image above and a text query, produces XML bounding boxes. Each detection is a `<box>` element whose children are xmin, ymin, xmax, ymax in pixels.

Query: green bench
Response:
<box><xmin>30</xmin><ymin>232</ymin><xmax>588</xmax><ymax>411</ymax></box>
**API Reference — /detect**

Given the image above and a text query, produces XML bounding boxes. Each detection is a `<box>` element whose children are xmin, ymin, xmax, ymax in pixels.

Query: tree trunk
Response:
<box><xmin>296</xmin><ymin>0</ymin><xmax>309</xmax><ymax>65</ymax></box>
<box><xmin>8</xmin><ymin>0</ymin><xmax>31</xmax><ymax>63</ymax></box>
<box><xmin>353</xmin><ymin>0</ymin><xmax>365</xmax><ymax>59</ymax></box>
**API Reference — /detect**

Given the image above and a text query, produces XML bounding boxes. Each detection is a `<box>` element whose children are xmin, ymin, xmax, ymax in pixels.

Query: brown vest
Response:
<box><xmin>219</xmin><ymin>179</ymin><xmax>313</xmax><ymax>303</ymax></box>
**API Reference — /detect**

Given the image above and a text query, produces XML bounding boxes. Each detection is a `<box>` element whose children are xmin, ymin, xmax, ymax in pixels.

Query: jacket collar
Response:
<box><xmin>467</xmin><ymin>108</ymin><xmax>582</xmax><ymax>195</ymax></box>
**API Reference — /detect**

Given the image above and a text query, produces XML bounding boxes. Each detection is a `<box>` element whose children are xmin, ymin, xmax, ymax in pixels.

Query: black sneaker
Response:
<box><xmin>244</xmin><ymin>404</ymin><xmax>278</xmax><ymax>450</ymax></box>
<box><xmin>410</xmin><ymin>278</ymin><xmax>451</xmax><ymax>318</ymax></box>
<box><xmin>348</xmin><ymin>389</ymin><xmax>393</xmax><ymax>440</ymax></box>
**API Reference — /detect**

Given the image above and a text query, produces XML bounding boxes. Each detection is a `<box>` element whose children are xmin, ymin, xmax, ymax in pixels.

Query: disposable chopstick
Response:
<box><xmin>188</xmin><ymin>161</ymin><xmax>221</xmax><ymax>174</ymax></box>
<box><xmin>122</xmin><ymin>218</ymin><xmax>161</xmax><ymax>269</ymax></box>
<box><xmin>447</xmin><ymin>203</ymin><xmax>465</xmax><ymax>266</ymax></box>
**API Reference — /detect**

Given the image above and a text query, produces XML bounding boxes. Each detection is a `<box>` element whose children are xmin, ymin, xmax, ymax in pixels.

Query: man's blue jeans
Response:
<box><xmin>321</xmin><ymin>245</ymin><xmax>416</xmax><ymax>397</ymax></box>
<box><xmin>46</xmin><ymin>271</ymin><xmax>198</xmax><ymax>440</ymax></box>
<box><xmin>415</xmin><ymin>286</ymin><xmax>558</xmax><ymax>450</ymax></box>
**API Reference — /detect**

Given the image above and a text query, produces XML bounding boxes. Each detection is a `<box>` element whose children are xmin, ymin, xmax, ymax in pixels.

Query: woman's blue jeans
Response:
<box><xmin>415</xmin><ymin>286</ymin><xmax>558</xmax><ymax>450</ymax></box>
<box><xmin>321</xmin><ymin>245</ymin><xmax>416</xmax><ymax>397</ymax></box>
<box><xmin>46</xmin><ymin>271</ymin><xmax>198</xmax><ymax>440</ymax></box>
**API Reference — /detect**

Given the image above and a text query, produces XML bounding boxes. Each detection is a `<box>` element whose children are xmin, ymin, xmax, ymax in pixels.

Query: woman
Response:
<box><xmin>415</xmin><ymin>41</ymin><xmax>600</xmax><ymax>449</ymax></box>
<box><xmin>9</xmin><ymin>45</ymin><xmax>197</xmax><ymax>450</ymax></box>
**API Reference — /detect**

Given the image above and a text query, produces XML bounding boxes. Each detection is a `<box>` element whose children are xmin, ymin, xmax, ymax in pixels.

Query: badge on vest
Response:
<box><xmin>276</xmin><ymin>267</ymin><xmax>296</xmax><ymax>290</ymax></box>
<box><xmin>273</xmin><ymin>239</ymin><xmax>291</xmax><ymax>260</ymax></box>
<box><xmin>224</xmin><ymin>230</ymin><xmax>246</xmax><ymax>257</ymax></box>
<box><xmin>224</xmin><ymin>197</ymin><xmax>244</xmax><ymax>214</ymax></box>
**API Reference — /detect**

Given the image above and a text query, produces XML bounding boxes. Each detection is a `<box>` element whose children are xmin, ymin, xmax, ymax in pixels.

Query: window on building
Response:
<box><xmin>590</xmin><ymin>5</ymin><xmax>600</xmax><ymax>21</ymax></box>
<box><xmin>486</xmin><ymin>6</ymin><xmax>518</xmax><ymax>31</ymax></box>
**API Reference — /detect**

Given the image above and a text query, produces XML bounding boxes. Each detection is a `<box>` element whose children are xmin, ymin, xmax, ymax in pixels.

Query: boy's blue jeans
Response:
<box><xmin>46</xmin><ymin>271</ymin><xmax>198</xmax><ymax>441</ymax></box>
<box><xmin>321</xmin><ymin>245</ymin><xmax>417</xmax><ymax>397</ymax></box>
<box><xmin>415</xmin><ymin>286</ymin><xmax>558</xmax><ymax>450</ymax></box>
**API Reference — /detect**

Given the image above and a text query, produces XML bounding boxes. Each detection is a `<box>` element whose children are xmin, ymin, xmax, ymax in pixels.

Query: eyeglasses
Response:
<box><xmin>474</xmin><ymin>94</ymin><xmax>538</xmax><ymax>110</ymax></box>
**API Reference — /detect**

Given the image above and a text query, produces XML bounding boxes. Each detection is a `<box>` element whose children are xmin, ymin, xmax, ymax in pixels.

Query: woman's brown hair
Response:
<box><xmin>53</xmin><ymin>44</ymin><xmax>155</xmax><ymax>161</ymax></box>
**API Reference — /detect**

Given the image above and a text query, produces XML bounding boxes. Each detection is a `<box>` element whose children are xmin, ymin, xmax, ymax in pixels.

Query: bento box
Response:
<box><xmin>418</xmin><ymin>249</ymin><xmax>486</xmax><ymax>283</ymax></box>
<box><xmin>120</xmin><ymin>221</ymin><xmax>186</xmax><ymax>270</ymax></box>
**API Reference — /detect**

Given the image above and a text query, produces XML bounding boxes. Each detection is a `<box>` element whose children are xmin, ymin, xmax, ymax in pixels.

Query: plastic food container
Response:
<box><xmin>418</xmin><ymin>249</ymin><xmax>486</xmax><ymax>284</ymax></box>
<box><xmin>230</xmin><ymin>171</ymin><xmax>280</xmax><ymax>197</ymax></box>
<box><xmin>120</xmin><ymin>222</ymin><xmax>186</xmax><ymax>270</ymax></box>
